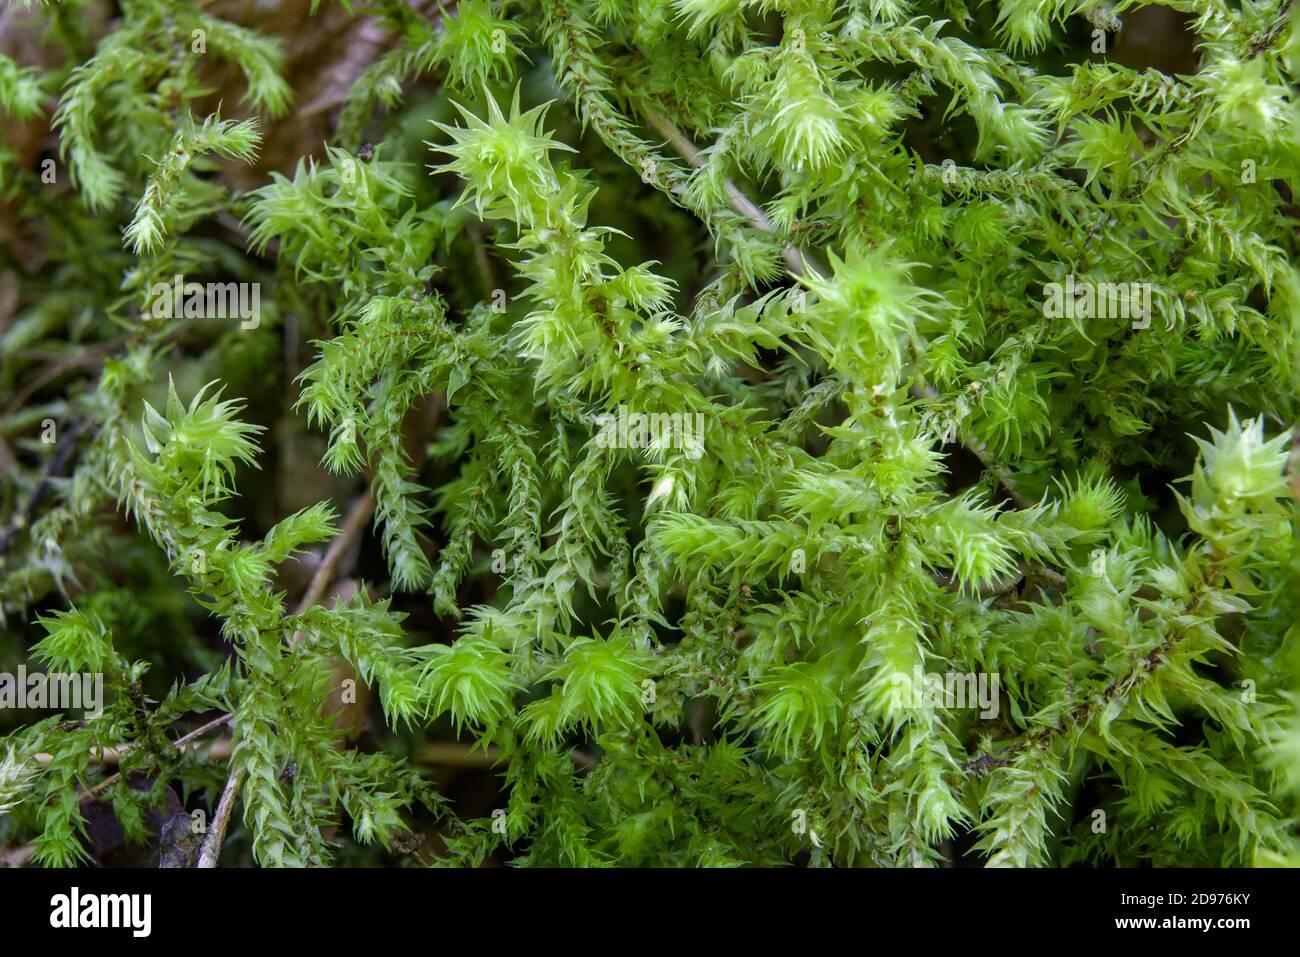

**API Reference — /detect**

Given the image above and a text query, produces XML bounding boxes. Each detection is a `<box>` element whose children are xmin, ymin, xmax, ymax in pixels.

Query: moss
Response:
<box><xmin>0</xmin><ymin>0</ymin><xmax>1297</xmax><ymax>868</ymax></box>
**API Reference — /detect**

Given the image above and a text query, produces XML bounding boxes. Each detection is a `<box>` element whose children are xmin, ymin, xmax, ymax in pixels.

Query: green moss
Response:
<box><xmin>0</xmin><ymin>0</ymin><xmax>1298</xmax><ymax>868</ymax></box>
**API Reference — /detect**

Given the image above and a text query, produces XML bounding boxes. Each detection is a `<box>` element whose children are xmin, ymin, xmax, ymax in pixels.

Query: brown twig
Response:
<box><xmin>2</xmin><ymin>336</ymin><xmax>128</xmax><ymax>419</ymax></box>
<box><xmin>196</xmin><ymin>767</ymin><xmax>240</xmax><ymax>868</ymax></box>
<box><xmin>73</xmin><ymin>712</ymin><xmax>234</xmax><ymax>801</ymax></box>
<box><xmin>413</xmin><ymin>742</ymin><xmax>502</xmax><ymax>768</ymax></box>
<box><xmin>295</xmin><ymin>493</ymin><xmax>376</xmax><ymax>619</ymax></box>
<box><xmin>642</xmin><ymin>110</ymin><xmax>819</xmax><ymax>279</ymax></box>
